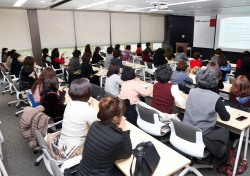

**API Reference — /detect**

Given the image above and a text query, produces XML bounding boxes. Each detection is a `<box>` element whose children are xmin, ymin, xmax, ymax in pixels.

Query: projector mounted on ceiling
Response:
<box><xmin>150</xmin><ymin>1</ymin><xmax>174</xmax><ymax>13</ymax></box>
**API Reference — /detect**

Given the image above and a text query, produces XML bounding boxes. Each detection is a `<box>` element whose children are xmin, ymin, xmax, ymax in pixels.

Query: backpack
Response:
<box><xmin>130</xmin><ymin>141</ymin><xmax>160</xmax><ymax>176</ymax></box>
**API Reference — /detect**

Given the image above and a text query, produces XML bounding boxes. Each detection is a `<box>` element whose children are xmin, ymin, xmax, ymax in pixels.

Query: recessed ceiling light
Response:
<box><xmin>76</xmin><ymin>0</ymin><xmax>115</xmax><ymax>9</ymax></box>
<box><xmin>40</xmin><ymin>0</ymin><xmax>46</xmax><ymax>3</ymax></box>
<box><xmin>169</xmin><ymin>0</ymin><xmax>211</xmax><ymax>6</ymax></box>
<box><xmin>190</xmin><ymin>6</ymin><xmax>195</xmax><ymax>8</ymax></box>
<box><xmin>242</xmin><ymin>0</ymin><xmax>246</xmax><ymax>2</ymax></box>
<box><xmin>13</xmin><ymin>0</ymin><xmax>28</xmax><ymax>7</ymax></box>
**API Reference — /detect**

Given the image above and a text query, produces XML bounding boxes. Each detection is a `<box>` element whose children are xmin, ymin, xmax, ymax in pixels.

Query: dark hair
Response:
<box><xmin>73</xmin><ymin>50</ymin><xmax>81</xmax><ymax>58</ymax></box>
<box><xmin>10</xmin><ymin>49</ymin><xmax>16</xmax><ymax>58</ymax></box>
<box><xmin>1</xmin><ymin>48</ymin><xmax>8</xmax><ymax>57</ymax></box>
<box><xmin>215</xmin><ymin>48</ymin><xmax>223</xmax><ymax>55</ymax></box>
<box><xmin>125</xmin><ymin>45</ymin><xmax>131</xmax><ymax>50</ymax></box>
<box><xmin>12</xmin><ymin>53</ymin><xmax>21</xmax><ymax>61</ymax></box>
<box><xmin>107</xmin><ymin>46</ymin><xmax>113</xmax><ymax>54</ymax></box>
<box><xmin>242</xmin><ymin>50</ymin><xmax>250</xmax><ymax>58</ymax></box>
<box><xmin>69</xmin><ymin>78</ymin><xmax>92</xmax><ymax>102</ymax></box>
<box><xmin>94</xmin><ymin>46</ymin><xmax>101</xmax><ymax>54</ymax></box>
<box><xmin>81</xmin><ymin>53</ymin><xmax>92</xmax><ymax>62</ymax></box>
<box><xmin>193</xmin><ymin>52</ymin><xmax>200</xmax><ymax>60</ymax></box>
<box><xmin>137</xmin><ymin>43</ymin><xmax>141</xmax><ymax>48</ymax></box>
<box><xmin>155</xmin><ymin>64</ymin><xmax>173</xmax><ymax>83</ymax></box>
<box><xmin>218</xmin><ymin>54</ymin><xmax>227</xmax><ymax>66</ymax></box>
<box><xmin>230</xmin><ymin>75</ymin><xmax>250</xmax><ymax>97</ymax></box>
<box><xmin>97</xmin><ymin>97</ymin><xmax>126</xmax><ymax>122</ymax></box>
<box><xmin>146</xmin><ymin>42</ymin><xmax>151</xmax><ymax>47</ymax></box>
<box><xmin>84</xmin><ymin>44</ymin><xmax>92</xmax><ymax>54</ymax></box>
<box><xmin>115</xmin><ymin>44</ymin><xmax>120</xmax><ymax>50</ymax></box>
<box><xmin>121</xmin><ymin>66</ymin><xmax>136</xmax><ymax>81</ymax></box>
<box><xmin>177</xmin><ymin>46</ymin><xmax>184</xmax><ymax>53</ymax></box>
<box><xmin>196</xmin><ymin>69</ymin><xmax>218</xmax><ymax>89</ymax></box>
<box><xmin>107</xmin><ymin>63</ymin><xmax>120</xmax><ymax>77</ymax></box>
<box><xmin>42</xmin><ymin>48</ymin><xmax>49</xmax><ymax>55</ymax></box>
<box><xmin>23</xmin><ymin>56</ymin><xmax>35</xmax><ymax>67</ymax></box>
<box><xmin>166</xmin><ymin>45</ymin><xmax>172</xmax><ymax>52</ymax></box>
<box><xmin>155</xmin><ymin>48</ymin><xmax>165</xmax><ymax>55</ymax></box>
<box><xmin>206</xmin><ymin>62</ymin><xmax>222</xmax><ymax>80</ymax></box>
<box><xmin>51</xmin><ymin>48</ymin><xmax>59</xmax><ymax>61</ymax></box>
<box><xmin>40</xmin><ymin>68</ymin><xmax>59</xmax><ymax>96</ymax></box>
<box><xmin>31</xmin><ymin>68</ymin><xmax>56</xmax><ymax>94</ymax></box>
<box><xmin>113</xmin><ymin>50</ymin><xmax>121</xmax><ymax>58</ymax></box>
<box><xmin>176</xmin><ymin>61</ymin><xmax>188</xmax><ymax>71</ymax></box>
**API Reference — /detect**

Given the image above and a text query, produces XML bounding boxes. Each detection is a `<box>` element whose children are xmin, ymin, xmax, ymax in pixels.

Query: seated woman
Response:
<box><xmin>68</xmin><ymin>49</ymin><xmax>81</xmax><ymax>85</ymax></box>
<box><xmin>51</xmin><ymin>48</ymin><xmax>65</xmax><ymax>74</ymax></box>
<box><xmin>40</xmin><ymin>69</ymin><xmax>66</xmax><ymax>123</ymax></box>
<box><xmin>190</xmin><ymin>52</ymin><xmax>202</xmax><ymax>69</ymax></box>
<box><xmin>218</xmin><ymin>54</ymin><xmax>231</xmax><ymax>82</ymax></box>
<box><xmin>122</xmin><ymin>45</ymin><xmax>132</xmax><ymax>62</ymax></box>
<box><xmin>19</xmin><ymin>56</ymin><xmax>37</xmax><ymax>91</ymax></box>
<box><xmin>142</xmin><ymin>49</ymin><xmax>152</xmax><ymax>63</ymax></box>
<box><xmin>135</xmin><ymin>43</ymin><xmax>143</xmax><ymax>56</ymax></box>
<box><xmin>164</xmin><ymin>45</ymin><xmax>175</xmax><ymax>60</ymax></box>
<box><xmin>104</xmin><ymin>63</ymin><xmax>122</xmax><ymax>97</ymax></box>
<box><xmin>119</xmin><ymin>66</ymin><xmax>153</xmax><ymax>125</ymax></box>
<box><xmin>111</xmin><ymin>50</ymin><xmax>124</xmax><ymax>69</ymax></box>
<box><xmin>153</xmin><ymin>48</ymin><xmax>167</xmax><ymax>67</ymax></box>
<box><xmin>229</xmin><ymin>75</ymin><xmax>250</xmax><ymax>110</ymax></box>
<box><xmin>151</xmin><ymin>64</ymin><xmax>185</xmax><ymax>114</ymax></box>
<box><xmin>170</xmin><ymin>61</ymin><xmax>193</xmax><ymax>94</ymax></box>
<box><xmin>207</xmin><ymin>62</ymin><xmax>224</xmax><ymax>94</ymax></box>
<box><xmin>174</xmin><ymin>46</ymin><xmax>188</xmax><ymax>61</ymax></box>
<box><xmin>1</xmin><ymin>48</ymin><xmax>8</xmax><ymax>63</ymax></box>
<box><xmin>76</xmin><ymin>97</ymin><xmax>132</xmax><ymax>176</ymax></box>
<box><xmin>104</xmin><ymin>46</ymin><xmax>114</xmax><ymax>69</ymax></box>
<box><xmin>91</xmin><ymin>46</ymin><xmax>104</xmax><ymax>65</ymax></box>
<box><xmin>10</xmin><ymin>53</ymin><xmax>22</xmax><ymax>78</ymax></box>
<box><xmin>41</xmin><ymin>48</ymin><xmax>51</xmax><ymax>67</ymax></box>
<box><xmin>183</xmin><ymin>68</ymin><xmax>230</xmax><ymax>164</ymax></box>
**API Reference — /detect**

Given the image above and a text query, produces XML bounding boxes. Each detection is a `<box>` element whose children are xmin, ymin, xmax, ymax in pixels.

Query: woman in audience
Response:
<box><xmin>122</xmin><ymin>45</ymin><xmax>132</xmax><ymax>62</ymax></box>
<box><xmin>68</xmin><ymin>49</ymin><xmax>81</xmax><ymax>85</ymax></box>
<box><xmin>183</xmin><ymin>69</ymin><xmax>230</xmax><ymax>165</ymax></box>
<box><xmin>119</xmin><ymin>66</ymin><xmax>153</xmax><ymax>125</ymax></box>
<box><xmin>91</xmin><ymin>46</ymin><xmax>104</xmax><ymax>64</ymax></box>
<box><xmin>111</xmin><ymin>50</ymin><xmax>123</xmax><ymax>69</ymax></box>
<box><xmin>10</xmin><ymin>53</ymin><xmax>22</xmax><ymax>78</ymax></box>
<box><xmin>19</xmin><ymin>56</ymin><xmax>37</xmax><ymax>91</ymax></box>
<box><xmin>142</xmin><ymin>48</ymin><xmax>152</xmax><ymax>63</ymax></box>
<box><xmin>143</xmin><ymin>42</ymin><xmax>152</xmax><ymax>54</ymax></box>
<box><xmin>51</xmin><ymin>48</ymin><xmax>65</xmax><ymax>74</ymax></box>
<box><xmin>114</xmin><ymin>44</ymin><xmax>121</xmax><ymax>51</ymax></box>
<box><xmin>40</xmin><ymin>69</ymin><xmax>66</xmax><ymax>123</ymax></box>
<box><xmin>190</xmin><ymin>51</ymin><xmax>202</xmax><ymax>69</ymax></box>
<box><xmin>1</xmin><ymin>48</ymin><xmax>8</xmax><ymax>63</ymax></box>
<box><xmin>171</xmin><ymin>61</ymin><xmax>193</xmax><ymax>94</ymax></box>
<box><xmin>229</xmin><ymin>75</ymin><xmax>250</xmax><ymax>108</ymax></box>
<box><xmin>77</xmin><ymin>97</ymin><xmax>132</xmax><ymax>176</ymax></box>
<box><xmin>104</xmin><ymin>46</ymin><xmax>114</xmax><ymax>69</ymax></box>
<box><xmin>211</xmin><ymin>48</ymin><xmax>223</xmax><ymax>63</ymax></box>
<box><xmin>135</xmin><ymin>43</ymin><xmax>143</xmax><ymax>56</ymax></box>
<box><xmin>81</xmin><ymin>54</ymin><xmax>99</xmax><ymax>85</ymax></box>
<box><xmin>174</xmin><ymin>46</ymin><xmax>188</xmax><ymax>61</ymax></box>
<box><xmin>218</xmin><ymin>54</ymin><xmax>231</xmax><ymax>82</ymax></box>
<box><xmin>236</xmin><ymin>50</ymin><xmax>250</xmax><ymax>69</ymax></box>
<box><xmin>82</xmin><ymin>44</ymin><xmax>92</xmax><ymax>59</ymax></box>
<box><xmin>41</xmin><ymin>48</ymin><xmax>51</xmax><ymax>67</ymax></box>
<box><xmin>6</xmin><ymin>49</ymin><xmax>16</xmax><ymax>71</ymax></box>
<box><xmin>153</xmin><ymin>48</ymin><xmax>167</xmax><ymax>67</ymax></box>
<box><xmin>207</xmin><ymin>62</ymin><xmax>224</xmax><ymax>94</ymax></box>
<box><xmin>57</xmin><ymin>78</ymin><xmax>97</xmax><ymax>158</ymax></box>
<box><xmin>164</xmin><ymin>45</ymin><xmax>175</xmax><ymax>60</ymax></box>
<box><xmin>151</xmin><ymin>64</ymin><xmax>185</xmax><ymax>114</ymax></box>
<box><xmin>104</xmin><ymin>63</ymin><xmax>122</xmax><ymax>97</ymax></box>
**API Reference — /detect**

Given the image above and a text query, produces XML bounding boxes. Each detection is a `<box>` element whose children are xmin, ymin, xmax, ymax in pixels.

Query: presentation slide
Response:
<box><xmin>215</xmin><ymin>15</ymin><xmax>250</xmax><ymax>52</ymax></box>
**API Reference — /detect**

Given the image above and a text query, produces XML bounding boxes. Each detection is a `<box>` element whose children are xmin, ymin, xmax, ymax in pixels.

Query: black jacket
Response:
<box><xmin>19</xmin><ymin>66</ymin><xmax>36</xmax><ymax>91</ymax></box>
<box><xmin>91</xmin><ymin>52</ymin><xmax>104</xmax><ymax>64</ymax></box>
<box><xmin>77</xmin><ymin>121</ymin><xmax>132</xmax><ymax>176</ymax></box>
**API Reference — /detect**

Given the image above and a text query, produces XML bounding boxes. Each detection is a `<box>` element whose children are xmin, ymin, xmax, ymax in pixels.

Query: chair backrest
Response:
<box><xmin>27</xmin><ymin>92</ymin><xmax>39</xmax><ymax>107</ymax></box>
<box><xmin>0</xmin><ymin>66</ymin><xmax>7</xmax><ymax>76</ymax></box>
<box><xmin>169</xmin><ymin>119</ymin><xmax>205</xmax><ymax>158</ymax></box>
<box><xmin>146</xmin><ymin>62</ymin><xmax>154</xmax><ymax>69</ymax></box>
<box><xmin>91</xmin><ymin>84</ymin><xmax>106</xmax><ymax>100</ymax></box>
<box><xmin>139</xmin><ymin>60</ymin><xmax>145</xmax><ymax>66</ymax></box>
<box><xmin>35</xmin><ymin>130</ymin><xmax>54</xmax><ymax>160</ymax></box>
<box><xmin>6</xmin><ymin>74</ymin><xmax>14</xmax><ymax>84</ymax></box>
<box><xmin>136</xmin><ymin>104</ymin><xmax>159</xmax><ymax>124</ymax></box>
<box><xmin>50</xmin><ymin>160</ymin><xmax>64</xmax><ymax>176</ymax></box>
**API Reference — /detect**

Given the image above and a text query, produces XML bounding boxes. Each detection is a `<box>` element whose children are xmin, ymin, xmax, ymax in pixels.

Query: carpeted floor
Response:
<box><xmin>0</xmin><ymin>75</ymin><xmax>250</xmax><ymax>176</ymax></box>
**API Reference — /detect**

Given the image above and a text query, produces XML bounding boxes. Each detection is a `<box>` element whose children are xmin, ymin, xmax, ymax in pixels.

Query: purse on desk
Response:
<box><xmin>130</xmin><ymin>141</ymin><xmax>160</xmax><ymax>176</ymax></box>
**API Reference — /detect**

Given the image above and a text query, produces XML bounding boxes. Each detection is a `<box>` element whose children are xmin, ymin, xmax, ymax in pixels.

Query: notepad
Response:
<box><xmin>225</xmin><ymin>106</ymin><xmax>233</xmax><ymax>114</ymax></box>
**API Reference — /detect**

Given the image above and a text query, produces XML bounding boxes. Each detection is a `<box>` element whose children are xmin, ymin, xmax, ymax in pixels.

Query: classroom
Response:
<box><xmin>1</xmin><ymin>0</ymin><xmax>250</xmax><ymax>176</ymax></box>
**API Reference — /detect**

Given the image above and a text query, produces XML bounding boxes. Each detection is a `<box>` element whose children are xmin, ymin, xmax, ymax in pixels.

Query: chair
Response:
<box><xmin>0</xmin><ymin>122</ymin><xmax>8</xmax><ymax>176</ymax></box>
<box><xmin>52</xmin><ymin>65</ymin><xmax>64</xmax><ymax>78</ymax></box>
<box><xmin>50</xmin><ymin>160</ymin><xmax>63</xmax><ymax>176</ymax></box>
<box><xmin>0</xmin><ymin>66</ymin><xmax>9</xmax><ymax>87</ymax></box>
<box><xmin>27</xmin><ymin>92</ymin><xmax>39</xmax><ymax>107</ymax></box>
<box><xmin>169</xmin><ymin>119</ymin><xmax>213</xmax><ymax>176</ymax></box>
<box><xmin>136</xmin><ymin>103</ymin><xmax>170</xmax><ymax>137</ymax></box>
<box><xmin>2</xmin><ymin>74</ymin><xmax>16</xmax><ymax>95</ymax></box>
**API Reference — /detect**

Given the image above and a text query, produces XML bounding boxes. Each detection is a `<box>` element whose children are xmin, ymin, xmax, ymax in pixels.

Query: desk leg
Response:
<box><xmin>233</xmin><ymin>129</ymin><xmax>245</xmax><ymax>176</ymax></box>
<box><xmin>244</xmin><ymin>127</ymin><xmax>249</xmax><ymax>160</ymax></box>
<box><xmin>143</xmin><ymin>69</ymin><xmax>145</xmax><ymax>82</ymax></box>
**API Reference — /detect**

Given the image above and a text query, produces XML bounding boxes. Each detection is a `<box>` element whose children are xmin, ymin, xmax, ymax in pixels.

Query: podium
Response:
<box><xmin>176</xmin><ymin>42</ymin><xmax>188</xmax><ymax>55</ymax></box>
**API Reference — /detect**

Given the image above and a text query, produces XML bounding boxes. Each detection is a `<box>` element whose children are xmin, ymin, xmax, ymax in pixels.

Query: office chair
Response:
<box><xmin>2</xmin><ymin>74</ymin><xmax>16</xmax><ymax>95</ymax></box>
<box><xmin>0</xmin><ymin>122</ymin><xmax>8</xmax><ymax>176</ymax></box>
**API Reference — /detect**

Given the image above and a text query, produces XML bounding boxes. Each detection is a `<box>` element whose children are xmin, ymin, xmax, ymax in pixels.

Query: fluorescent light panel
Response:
<box><xmin>76</xmin><ymin>0</ymin><xmax>115</xmax><ymax>10</ymax></box>
<box><xmin>13</xmin><ymin>0</ymin><xmax>28</xmax><ymax>7</ymax></box>
<box><xmin>168</xmin><ymin>0</ymin><xmax>212</xmax><ymax>6</ymax></box>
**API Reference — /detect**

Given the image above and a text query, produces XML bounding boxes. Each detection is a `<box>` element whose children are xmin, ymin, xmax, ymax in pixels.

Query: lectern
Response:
<box><xmin>176</xmin><ymin>42</ymin><xmax>188</xmax><ymax>55</ymax></box>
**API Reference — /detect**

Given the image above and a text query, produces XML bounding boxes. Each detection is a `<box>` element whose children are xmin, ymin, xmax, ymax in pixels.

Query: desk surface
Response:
<box><xmin>123</xmin><ymin>62</ymin><xmax>145</xmax><ymax>69</ymax></box>
<box><xmin>92</xmin><ymin>66</ymin><xmax>107</xmax><ymax>77</ymax></box>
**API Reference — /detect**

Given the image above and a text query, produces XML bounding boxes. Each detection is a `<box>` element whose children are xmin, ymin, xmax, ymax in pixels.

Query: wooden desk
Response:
<box><xmin>167</xmin><ymin>60</ymin><xmax>178</xmax><ymax>65</ymax></box>
<box><xmin>92</xmin><ymin>66</ymin><xmax>107</xmax><ymax>77</ymax></box>
<box><xmin>123</xmin><ymin>62</ymin><xmax>145</xmax><ymax>69</ymax></box>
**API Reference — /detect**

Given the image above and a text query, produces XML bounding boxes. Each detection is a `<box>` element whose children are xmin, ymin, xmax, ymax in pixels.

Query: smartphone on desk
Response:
<box><xmin>236</xmin><ymin>116</ymin><xmax>248</xmax><ymax>121</ymax></box>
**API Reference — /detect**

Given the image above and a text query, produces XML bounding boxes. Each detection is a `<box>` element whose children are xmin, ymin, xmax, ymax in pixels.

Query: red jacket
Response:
<box><xmin>190</xmin><ymin>59</ymin><xmax>202</xmax><ymax>69</ymax></box>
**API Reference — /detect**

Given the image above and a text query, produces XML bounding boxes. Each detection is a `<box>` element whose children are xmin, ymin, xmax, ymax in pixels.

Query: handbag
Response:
<box><xmin>130</xmin><ymin>141</ymin><xmax>160</xmax><ymax>176</ymax></box>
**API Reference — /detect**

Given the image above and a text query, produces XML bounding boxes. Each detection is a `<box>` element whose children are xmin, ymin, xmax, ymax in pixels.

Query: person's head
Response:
<box><xmin>23</xmin><ymin>56</ymin><xmax>35</xmax><ymax>67</ymax></box>
<box><xmin>206</xmin><ymin>62</ymin><xmax>221</xmax><ymax>79</ymax></box>
<box><xmin>146</xmin><ymin>42</ymin><xmax>151</xmax><ymax>48</ymax></box>
<box><xmin>51</xmin><ymin>48</ymin><xmax>59</xmax><ymax>59</ymax></box>
<box><xmin>113</xmin><ymin>50</ymin><xmax>121</xmax><ymax>58</ymax></box>
<box><xmin>84</xmin><ymin>44</ymin><xmax>91</xmax><ymax>53</ymax></box>
<box><xmin>69</xmin><ymin>78</ymin><xmax>92</xmax><ymax>102</ymax></box>
<box><xmin>155</xmin><ymin>64</ymin><xmax>173</xmax><ymax>83</ymax></box>
<box><xmin>218</xmin><ymin>54</ymin><xmax>228</xmax><ymax>66</ymax></box>
<box><xmin>42</xmin><ymin>48</ymin><xmax>49</xmax><ymax>56</ymax></box>
<box><xmin>193</xmin><ymin>52</ymin><xmax>200</xmax><ymax>60</ymax></box>
<box><xmin>230</xmin><ymin>75</ymin><xmax>250</xmax><ymax>97</ymax></box>
<box><xmin>107</xmin><ymin>63</ymin><xmax>120</xmax><ymax>77</ymax></box>
<box><xmin>40</xmin><ymin>68</ymin><xmax>59</xmax><ymax>96</ymax></box>
<box><xmin>121</xmin><ymin>66</ymin><xmax>136</xmax><ymax>81</ymax></box>
<box><xmin>12</xmin><ymin>53</ymin><xmax>21</xmax><ymax>61</ymax></box>
<box><xmin>177</xmin><ymin>46</ymin><xmax>184</xmax><ymax>53</ymax></box>
<box><xmin>242</xmin><ymin>50</ymin><xmax>250</xmax><ymax>58</ymax></box>
<box><xmin>115</xmin><ymin>44</ymin><xmax>120</xmax><ymax>50</ymax></box>
<box><xmin>2</xmin><ymin>48</ymin><xmax>8</xmax><ymax>55</ymax></box>
<box><xmin>10</xmin><ymin>49</ymin><xmax>16</xmax><ymax>57</ymax></box>
<box><xmin>137</xmin><ymin>43</ymin><xmax>142</xmax><ymax>48</ymax></box>
<box><xmin>97</xmin><ymin>97</ymin><xmax>126</xmax><ymax>123</ymax></box>
<box><xmin>107</xmin><ymin>46</ymin><xmax>113</xmax><ymax>54</ymax></box>
<box><xmin>176</xmin><ymin>61</ymin><xmax>188</xmax><ymax>72</ymax></box>
<box><xmin>196</xmin><ymin>68</ymin><xmax>218</xmax><ymax>89</ymax></box>
<box><xmin>125</xmin><ymin>45</ymin><xmax>131</xmax><ymax>51</ymax></box>
<box><xmin>166</xmin><ymin>45</ymin><xmax>173</xmax><ymax>52</ymax></box>
<box><xmin>73</xmin><ymin>49</ymin><xmax>81</xmax><ymax>58</ymax></box>
<box><xmin>155</xmin><ymin>48</ymin><xmax>165</xmax><ymax>55</ymax></box>
<box><xmin>94</xmin><ymin>46</ymin><xmax>101</xmax><ymax>54</ymax></box>
<box><xmin>214</xmin><ymin>48</ymin><xmax>223</xmax><ymax>55</ymax></box>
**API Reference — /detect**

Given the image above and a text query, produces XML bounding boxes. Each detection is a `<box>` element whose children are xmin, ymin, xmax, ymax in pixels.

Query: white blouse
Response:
<box><xmin>104</xmin><ymin>74</ymin><xmax>122</xmax><ymax>96</ymax></box>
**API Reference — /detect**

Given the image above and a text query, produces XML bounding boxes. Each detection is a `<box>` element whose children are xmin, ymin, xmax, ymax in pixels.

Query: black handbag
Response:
<box><xmin>130</xmin><ymin>141</ymin><xmax>160</xmax><ymax>176</ymax></box>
